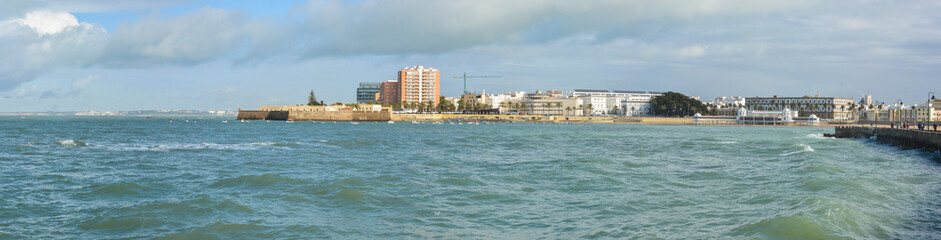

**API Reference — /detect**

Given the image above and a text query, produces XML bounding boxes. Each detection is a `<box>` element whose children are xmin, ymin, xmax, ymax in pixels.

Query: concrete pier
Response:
<box><xmin>832</xmin><ymin>126</ymin><xmax>941</xmax><ymax>152</ymax></box>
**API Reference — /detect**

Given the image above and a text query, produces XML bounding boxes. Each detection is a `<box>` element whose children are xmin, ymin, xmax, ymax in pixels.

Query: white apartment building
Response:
<box><xmin>572</xmin><ymin>89</ymin><xmax>664</xmax><ymax>116</ymax></box>
<box><xmin>710</xmin><ymin>96</ymin><xmax>746</xmax><ymax>108</ymax></box>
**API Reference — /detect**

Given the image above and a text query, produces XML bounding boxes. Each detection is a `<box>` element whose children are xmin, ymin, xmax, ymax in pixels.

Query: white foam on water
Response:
<box><xmin>57</xmin><ymin>139</ymin><xmax>88</xmax><ymax>147</ymax></box>
<box><xmin>804</xmin><ymin>133</ymin><xmax>833</xmax><ymax>139</ymax></box>
<box><xmin>89</xmin><ymin>141</ymin><xmax>293</xmax><ymax>151</ymax></box>
<box><xmin>781</xmin><ymin>144</ymin><xmax>815</xmax><ymax>156</ymax></box>
<box><xmin>717</xmin><ymin>141</ymin><xmax>738</xmax><ymax>144</ymax></box>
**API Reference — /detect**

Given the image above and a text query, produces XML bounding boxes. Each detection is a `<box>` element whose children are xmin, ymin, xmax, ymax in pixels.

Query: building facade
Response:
<box><xmin>572</xmin><ymin>89</ymin><xmax>663</xmax><ymax>116</ymax></box>
<box><xmin>710</xmin><ymin>96</ymin><xmax>746</xmax><ymax>107</ymax></box>
<box><xmin>745</xmin><ymin>96</ymin><xmax>854</xmax><ymax>120</ymax></box>
<box><xmin>378</xmin><ymin>80</ymin><xmax>400</xmax><ymax>104</ymax></box>
<box><xmin>356</xmin><ymin>82</ymin><xmax>381</xmax><ymax>103</ymax></box>
<box><xmin>398</xmin><ymin>66</ymin><xmax>440</xmax><ymax>105</ymax></box>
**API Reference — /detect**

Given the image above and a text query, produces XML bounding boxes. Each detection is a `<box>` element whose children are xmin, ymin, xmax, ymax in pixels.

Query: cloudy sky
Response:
<box><xmin>1</xmin><ymin>0</ymin><xmax>940</xmax><ymax>112</ymax></box>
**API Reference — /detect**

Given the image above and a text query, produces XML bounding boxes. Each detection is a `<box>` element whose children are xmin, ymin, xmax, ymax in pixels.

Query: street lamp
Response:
<box><xmin>897</xmin><ymin>99</ymin><xmax>903</xmax><ymax>129</ymax></box>
<box><xmin>930</xmin><ymin>92</ymin><xmax>935</xmax><ymax>129</ymax></box>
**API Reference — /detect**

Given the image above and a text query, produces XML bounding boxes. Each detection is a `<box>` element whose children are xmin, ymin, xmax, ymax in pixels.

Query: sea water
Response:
<box><xmin>1</xmin><ymin>116</ymin><xmax>940</xmax><ymax>239</ymax></box>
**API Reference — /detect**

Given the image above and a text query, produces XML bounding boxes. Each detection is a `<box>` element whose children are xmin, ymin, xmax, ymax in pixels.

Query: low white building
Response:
<box><xmin>694</xmin><ymin>107</ymin><xmax>819</xmax><ymax>125</ymax></box>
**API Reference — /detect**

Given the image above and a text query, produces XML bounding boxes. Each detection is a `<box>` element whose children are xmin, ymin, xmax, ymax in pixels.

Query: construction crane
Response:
<box><xmin>453</xmin><ymin>72</ymin><xmax>501</xmax><ymax>94</ymax></box>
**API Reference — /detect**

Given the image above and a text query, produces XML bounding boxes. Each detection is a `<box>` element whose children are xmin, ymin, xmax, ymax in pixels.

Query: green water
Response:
<box><xmin>1</xmin><ymin>116</ymin><xmax>939</xmax><ymax>239</ymax></box>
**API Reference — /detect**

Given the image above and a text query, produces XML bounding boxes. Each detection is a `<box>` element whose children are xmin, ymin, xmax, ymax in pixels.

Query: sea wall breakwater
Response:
<box><xmin>832</xmin><ymin>126</ymin><xmax>941</xmax><ymax>153</ymax></box>
<box><xmin>2</xmin><ymin>116</ymin><xmax>941</xmax><ymax>238</ymax></box>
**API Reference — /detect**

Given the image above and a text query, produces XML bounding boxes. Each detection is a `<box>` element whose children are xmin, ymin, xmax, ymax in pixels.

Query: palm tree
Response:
<box><xmin>543</xmin><ymin>103</ymin><xmax>552</xmax><ymax>115</ymax></box>
<box><xmin>555</xmin><ymin>102</ymin><xmax>563</xmax><ymax>116</ymax></box>
<box><xmin>630</xmin><ymin>106</ymin><xmax>636</xmax><ymax>116</ymax></box>
<box><xmin>565</xmin><ymin>106</ymin><xmax>572</xmax><ymax>116</ymax></box>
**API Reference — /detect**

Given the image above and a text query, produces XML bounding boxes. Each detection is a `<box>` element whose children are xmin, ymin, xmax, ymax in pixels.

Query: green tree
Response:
<box><xmin>648</xmin><ymin>91</ymin><xmax>706</xmax><ymax>117</ymax></box>
<box><xmin>307</xmin><ymin>90</ymin><xmax>321</xmax><ymax>106</ymax></box>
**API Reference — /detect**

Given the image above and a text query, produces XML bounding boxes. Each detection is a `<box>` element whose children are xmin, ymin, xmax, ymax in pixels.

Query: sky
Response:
<box><xmin>1</xmin><ymin>0</ymin><xmax>940</xmax><ymax>112</ymax></box>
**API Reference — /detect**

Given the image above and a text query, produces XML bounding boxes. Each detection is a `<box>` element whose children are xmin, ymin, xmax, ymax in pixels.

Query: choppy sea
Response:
<box><xmin>2</xmin><ymin>116</ymin><xmax>940</xmax><ymax>239</ymax></box>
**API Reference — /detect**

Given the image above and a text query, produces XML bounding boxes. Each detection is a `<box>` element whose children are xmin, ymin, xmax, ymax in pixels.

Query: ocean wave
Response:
<box><xmin>58</xmin><ymin>139</ymin><xmax>89</xmax><ymax>147</ymax></box>
<box><xmin>88</xmin><ymin>141</ymin><xmax>302</xmax><ymax>151</ymax></box>
<box><xmin>804</xmin><ymin>133</ymin><xmax>834</xmax><ymax>139</ymax></box>
<box><xmin>731</xmin><ymin>215</ymin><xmax>836</xmax><ymax>238</ymax></box>
<box><xmin>781</xmin><ymin>144</ymin><xmax>815</xmax><ymax>156</ymax></box>
<box><xmin>210</xmin><ymin>174</ymin><xmax>305</xmax><ymax>188</ymax></box>
<box><xmin>81</xmin><ymin>182</ymin><xmax>164</xmax><ymax>197</ymax></box>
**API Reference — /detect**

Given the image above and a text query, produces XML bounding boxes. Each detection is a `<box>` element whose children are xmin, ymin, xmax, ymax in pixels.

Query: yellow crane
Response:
<box><xmin>453</xmin><ymin>72</ymin><xmax>501</xmax><ymax>94</ymax></box>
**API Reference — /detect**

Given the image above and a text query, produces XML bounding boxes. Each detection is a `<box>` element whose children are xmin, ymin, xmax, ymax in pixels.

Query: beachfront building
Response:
<box><xmin>378</xmin><ymin>80</ymin><xmax>400</xmax><ymax>104</ymax></box>
<box><xmin>860</xmin><ymin>94</ymin><xmax>873</xmax><ymax>106</ymax></box>
<box><xmin>710</xmin><ymin>96</ymin><xmax>746</xmax><ymax>108</ymax></box>
<box><xmin>694</xmin><ymin>107</ymin><xmax>819</xmax><ymax>125</ymax></box>
<box><xmin>622</xmin><ymin>100</ymin><xmax>651</xmax><ymax>117</ymax></box>
<box><xmin>356</xmin><ymin>82</ymin><xmax>381</xmax><ymax>103</ymax></box>
<box><xmin>398</xmin><ymin>66</ymin><xmax>440</xmax><ymax>105</ymax></box>
<box><xmin>460</xmin><ymin>92</ymin><xmax>490</xmax><ymax>110</ymax></box>
<box><xmin>745</xmin><ymin>96</ymin><xmax>854</xmax><ymax>120</ymax></box>
<box><xmin>517</xmin><ymin>91</ymin><xmax>578</xmax><ymax>115</ymax></box>
<box><xmin>572</xmin><ymin>89</ymin><xmax>664</xmax><ymax>116</ymax></box>
<box><xmin>497</xmin><ymin>91</ymin><xmax>577</xmax><ymax>115</ymax></box>
<box><xmin>880</xmin><ymin>99</ymin><xmax>941</xmax><ymax>123</ymax></box>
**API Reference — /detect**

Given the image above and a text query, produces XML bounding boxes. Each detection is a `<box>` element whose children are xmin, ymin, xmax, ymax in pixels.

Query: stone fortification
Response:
<box><xmin>238</xmin><ymin>105</ymin><xmax>390</xmax><ymax>121</ymax></box>
<box><xmin>237</xmin><ymin>110</ymin><xmax>288</xmax><ymax>120</ymax></box>
<box><xmin>832</xmin><ymin>126</ymin><xmax>941</xmax><ymax>152</ymax></box>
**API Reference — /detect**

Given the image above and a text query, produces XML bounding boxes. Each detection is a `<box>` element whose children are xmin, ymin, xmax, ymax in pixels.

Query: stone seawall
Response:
<box><xmin>289</xmin><ymin>111</ymin><xmax>391</xmax><ymax>121</ymax></box>
<box><xmin>237</xmin><ymin>109</ymin><xmax>390</xmax><ymax>121</ymax></box>
<box><xmin>237</xmin><ymin>111</ymin><xmax>288</xmax><ymax>120</ymax></box>
<box><xmin>833</xmin><ymin>126</ymin><xmax>941</xmax><ymax>152</ymax></box>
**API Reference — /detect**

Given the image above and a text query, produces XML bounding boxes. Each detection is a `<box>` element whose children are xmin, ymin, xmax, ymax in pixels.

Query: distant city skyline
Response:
<box><xmin>1</xmin><ymin>0</ymin><xmax>940</xmax><ymax>112</ymax></box>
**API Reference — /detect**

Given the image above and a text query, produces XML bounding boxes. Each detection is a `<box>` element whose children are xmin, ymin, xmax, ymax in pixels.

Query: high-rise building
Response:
<box><xmin>398</xmin><ymin>66</ymin><xmax>440</xmax><ymax>105</ymax></box>
<box><xmin>379</xmin><ymin>80</ymin><xmax>400</xmax><ymax>104</ymax></box>
<box><xmin>356</xmin><ymin>82</ymin><xmax>381</xmax><ymax>103</ymax></box>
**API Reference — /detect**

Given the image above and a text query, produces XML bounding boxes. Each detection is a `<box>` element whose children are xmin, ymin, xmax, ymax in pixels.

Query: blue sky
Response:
<box><xmin>1</xmin><ymin>0</ymin><xmax>940</xmax><ymax>112</ymax></box>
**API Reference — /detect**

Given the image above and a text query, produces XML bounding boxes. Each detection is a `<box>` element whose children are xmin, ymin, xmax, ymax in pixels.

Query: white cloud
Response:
<box><xmin>298</xmin><ymin>0</ymin><xmax>811</xmax><ymax>55</ymax></box>
<box><xmin>102</xmin><ymin>8</ymin><xmax>254</xmax><ymax>65</ymax></box>
<box><xmin>0</xmin><ymin>0</ymin><xmax>184</xmax><ymax>17</ymax></box>
<box><xmin>71</xmin><ymin>74</ymin><xmax>99</xmax><ymax>91</ymax></box>
<box><xmin>4</xmin><ymin>0</ymin><xmax>941</xmax><ymax>108</ymax></box>
<box><xmin>0</xmin><ymin>11</ymin><xmax>107</xmax><ymax>90</ymax></box>
<box><xmin>15</xmin><ymin>10</ymin><xmax>79</xmax><ymax>35</ymax></box>
<box><xmin>678</xmin><ymin>45</ymin><xmax>707</xmax><ymax>57</ymax></box>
